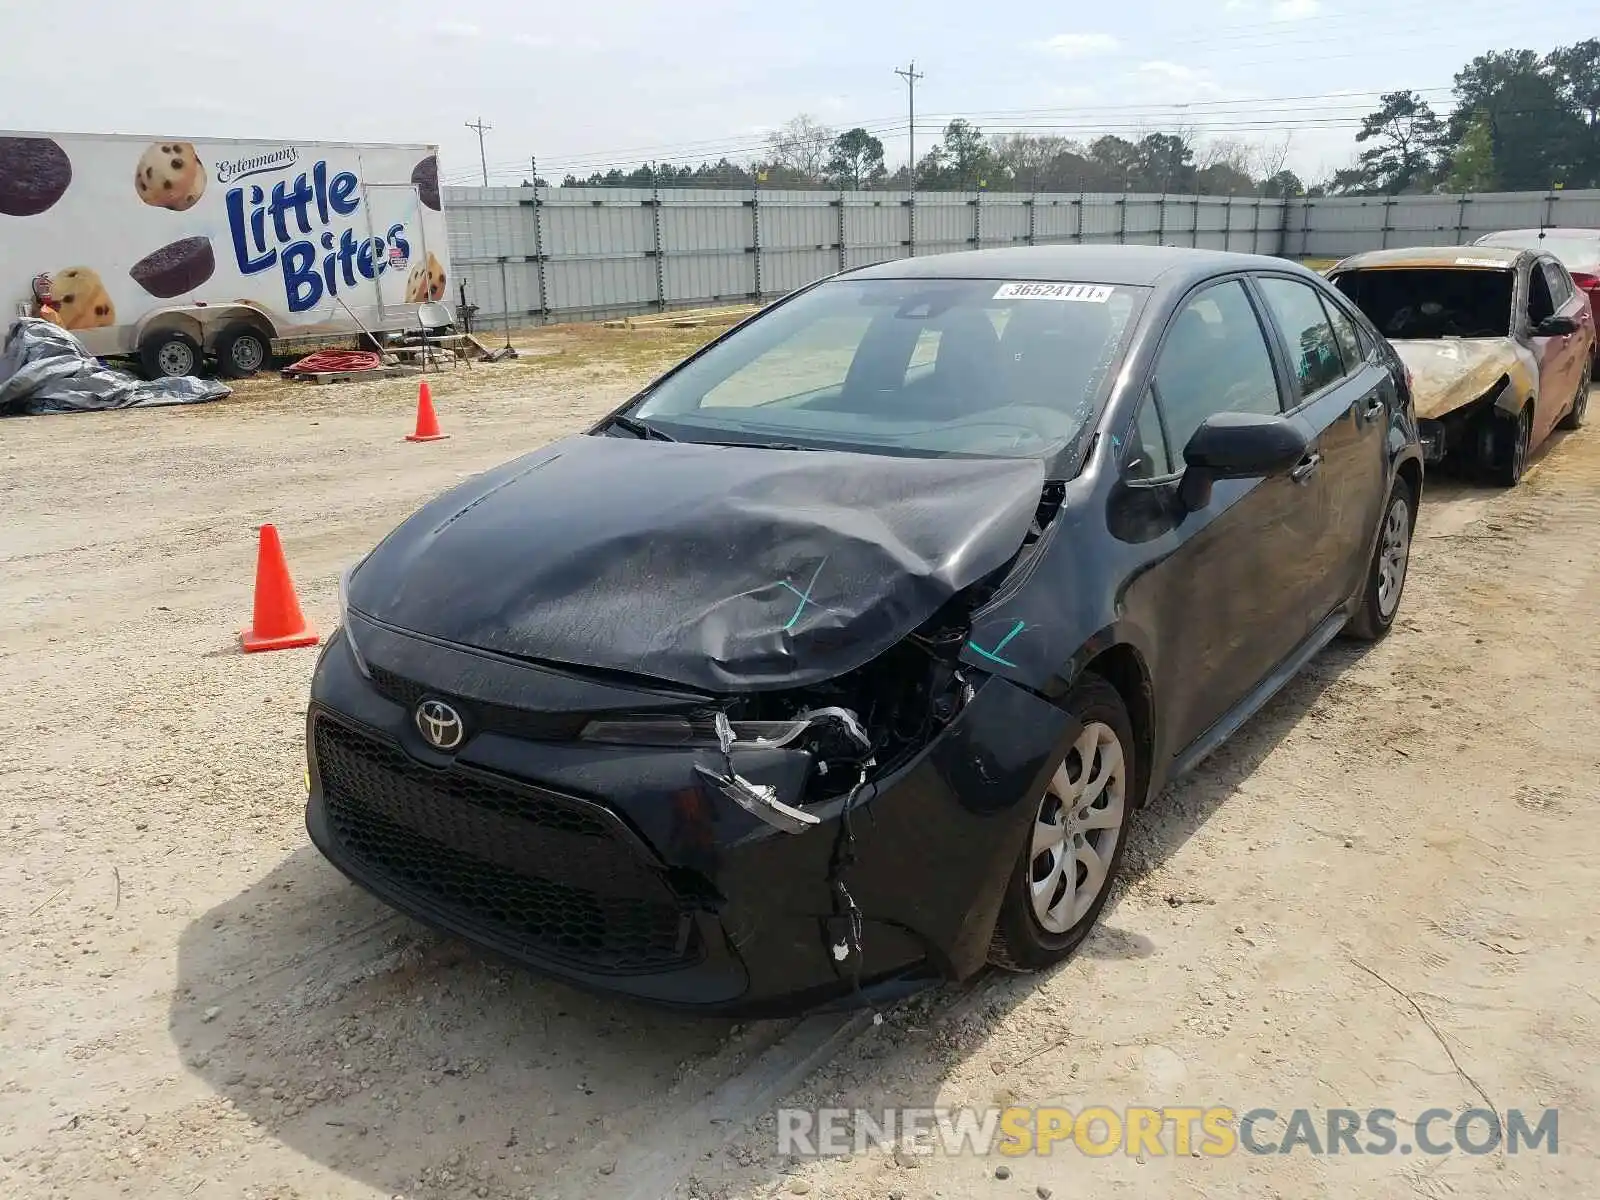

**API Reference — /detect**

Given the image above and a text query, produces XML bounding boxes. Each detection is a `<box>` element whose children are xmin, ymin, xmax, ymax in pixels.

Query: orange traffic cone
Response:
<box><xmin>406</xmin><ymin>378</ymin><xmax>448</xmax><ymax>442</ymax></box>
<box><xmin>241</xmin><ymin>524</ymin><xmax>320</xmax><ymax>653</ymax></box>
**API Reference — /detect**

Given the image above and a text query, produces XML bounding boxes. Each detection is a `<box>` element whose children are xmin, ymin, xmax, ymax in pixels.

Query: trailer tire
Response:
<box><xmin>214</xmin><ymin>325</ymin><xmax>270</xmax><ymax>378</ymax></box>
<box><xmin>139</xmin><ymin>330</ymin><xmax>202</xmax><ymax>380</ymax></box>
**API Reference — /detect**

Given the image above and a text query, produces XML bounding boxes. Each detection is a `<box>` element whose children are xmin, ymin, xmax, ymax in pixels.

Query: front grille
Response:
<box><xmin>314</xmin><ymin>717</ymin><xmax>695</xmax><ymax>973</ymax></box>
<box><xmin>368</xmin><ymin>664</ymin><xmax>588</xmax><ymax>742</ymax></box>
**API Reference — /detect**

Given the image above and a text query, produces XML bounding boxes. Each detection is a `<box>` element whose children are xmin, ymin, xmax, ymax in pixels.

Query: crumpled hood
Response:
<box><xmin>348</xmin><ymin>434</ymin><xmax>1045</xmax><ymax>693</ymax></box>
<box><xmin>1390</xmin><ymin>339</ymin><xmax>1525</xmax><ymax>420</ymax></box>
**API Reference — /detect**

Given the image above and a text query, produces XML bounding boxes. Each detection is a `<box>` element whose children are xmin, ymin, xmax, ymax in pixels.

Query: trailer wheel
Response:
<box><xmin>214</xmin><ymin>324</ymin><xmax>270</xmax><ymax>378</ymax></box>
<box><xmin>139</xmin><ymin>330</ymin><xmax>201</xmax><ymax>380</ymax></box>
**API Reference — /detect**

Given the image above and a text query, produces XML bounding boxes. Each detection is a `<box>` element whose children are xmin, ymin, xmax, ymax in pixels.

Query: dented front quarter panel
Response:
<box><xmin>707</xmin><ymin>673</ymin><xmax>1078</xmax><ymax>991</ymax></box>
<box><xmin>1390</xmin><ymin>338</ymin><xmax>1536</xmax><ymax>420</ymax></box>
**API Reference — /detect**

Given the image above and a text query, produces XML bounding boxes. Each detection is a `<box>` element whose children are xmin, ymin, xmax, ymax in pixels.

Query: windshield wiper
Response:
<box><xmin>606</xmin><ymin>413</ymin><xmax>675</xmax><ymax>441</ymax></box>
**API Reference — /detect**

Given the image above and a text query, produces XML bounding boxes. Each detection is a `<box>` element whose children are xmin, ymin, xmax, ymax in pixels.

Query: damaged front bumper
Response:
<box><xmin>304</xmin><ymin>620</ymin><xmax>1075</xmax><ymax>1016</ymax></box>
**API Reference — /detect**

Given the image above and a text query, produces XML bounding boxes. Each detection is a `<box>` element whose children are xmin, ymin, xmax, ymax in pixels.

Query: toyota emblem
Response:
<box><xmin>415</xmin><ymin>699</ymin><xmax>465</xmax><ymax>750</ymax></box>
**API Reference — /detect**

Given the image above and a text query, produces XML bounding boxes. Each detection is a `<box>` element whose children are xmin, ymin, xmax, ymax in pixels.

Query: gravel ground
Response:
<box><xmin>1</xmin><ymin>341</ymin><xmax>1595</xmax><ymax>1200</ymax></box>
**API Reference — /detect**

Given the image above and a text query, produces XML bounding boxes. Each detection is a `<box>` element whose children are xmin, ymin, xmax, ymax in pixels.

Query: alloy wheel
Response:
<box><xmin>1376</xmin><ymin>492</ymin><xmax>1411</xmax><ymax>618</ymax></box>
<box><xmin>1510</xmin><ymin>410</ymin><xmax>1530</xmax><ymax>481</ymax></box>
<box><xmin>1029</xmin><ymin>721</ymin><xmax>1127</xmax><ymax>934</ymax></box>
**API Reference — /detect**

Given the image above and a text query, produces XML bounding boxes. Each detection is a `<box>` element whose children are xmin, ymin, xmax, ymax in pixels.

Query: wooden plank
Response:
<box><xmin>283</xmin><ymin>366</ymin><xmax>411</xmax><ymax>384</ymax></box>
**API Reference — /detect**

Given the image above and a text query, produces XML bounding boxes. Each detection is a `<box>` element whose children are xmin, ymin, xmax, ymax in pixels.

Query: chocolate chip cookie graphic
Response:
<box><xmin>0</xmin><ymin>137</ymin><xmax>73</xmax><ymax>217</ymax></box>
<box><xmin>51</xmin><ymin>267</ymin><xmax>116</xmax><ymax>331</ymax></box>
<box><xmin>129</xmin><ymin>237</ymin><xmax>216</xmax><ymax>298</ymax></box>
<box><xmin>134</xmin><ymin>141</ymin><xmax>208</xmax><ymax>212</ymax></box>
<box><xmin>411</xmin><ymin>154</ymin><xmax>441</xmax><ymax>211</ymax></box>
<box><xmin>405</xmin><ymin>252</ymin><xmax>447</xmax><ymax>303</ymax></box>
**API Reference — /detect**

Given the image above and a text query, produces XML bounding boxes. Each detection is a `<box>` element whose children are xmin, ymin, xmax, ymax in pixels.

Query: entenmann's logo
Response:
<box><xmin>216</xmin><ymin>148</ymin><xmax>299</xmax><ymax>185</ymax></box>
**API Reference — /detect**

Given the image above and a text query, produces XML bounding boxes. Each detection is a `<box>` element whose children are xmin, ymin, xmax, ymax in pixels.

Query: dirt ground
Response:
<box><xmin>1</xmin><ymin>330</ymin><xmax>1595</xmax><ymax>1200</ymax></box>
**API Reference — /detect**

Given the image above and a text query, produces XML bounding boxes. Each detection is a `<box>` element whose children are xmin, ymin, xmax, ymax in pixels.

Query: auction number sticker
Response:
<box><xmin>994</xmin><ymin>282</ymin><xmax>1113</xmax><ymax>303</ymax></box>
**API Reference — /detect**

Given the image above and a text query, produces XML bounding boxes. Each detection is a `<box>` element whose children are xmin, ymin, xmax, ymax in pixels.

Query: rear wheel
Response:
<box><xmin>214</xmin><ymin>324</ymin><xmax>270</xmax><ymax>378</ymax></box>
<box><xmin>1558</xmin><ymin>361</ymin><xmax>1589</xmax><ymax>431</ymax></box>
<box><xmin>138</xmin><ymin>330</ymin><xmax>201</xmax><ymax>380</ymax></box>
<box><xmin>1344</xmin><ymin>476</ymin><xmax>1413</xmax><ymax>642</ymax></box>
<box><xmin>989</xmin><ymin>675</ymin><xmax>1137</xmax><ymax>972</ymax></box>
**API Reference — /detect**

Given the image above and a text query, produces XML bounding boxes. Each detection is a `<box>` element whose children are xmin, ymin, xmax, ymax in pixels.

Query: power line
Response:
<box><xmin>484</xmin><ymin>87</ymin><xmax>1469</xmax><ymax>178</ymax></box>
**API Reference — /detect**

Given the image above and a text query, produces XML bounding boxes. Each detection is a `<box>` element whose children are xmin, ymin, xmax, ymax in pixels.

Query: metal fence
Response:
<box><xmin>1281</xmin><ymin>189</ymin><xmax>1600</xmax><ymax>259</ymax></box>
<box><xmin>442</xmin><ymin>185</ymin><xmax>1600</xmax><ymax>326</ymax></box>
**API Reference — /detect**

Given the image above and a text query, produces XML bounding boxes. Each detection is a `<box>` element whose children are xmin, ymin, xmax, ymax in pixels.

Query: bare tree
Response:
<box><xmin>1195</xmin><ymin>137</ymin><xmax>1254</xmax><ymax>174</ymax></box>
<box><xmin>764</xmin><ymin>114</ymin><xmax>837</xmax><ymax>182</ymax></box>
<box><xmin>1250</xmin><ymin>131</ymin><xmax>1294</xmax><ymax>182</ymax></box>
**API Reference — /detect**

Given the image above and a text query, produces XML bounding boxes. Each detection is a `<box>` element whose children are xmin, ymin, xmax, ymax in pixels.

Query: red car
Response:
<box><xmin>1476</xmin><ymin>228</ymin><xmax>1600</xmax><ymax>365</ymax></box>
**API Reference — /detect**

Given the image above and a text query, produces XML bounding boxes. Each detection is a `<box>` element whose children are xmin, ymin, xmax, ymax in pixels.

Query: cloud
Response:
<box><xmin>1135</xmin><ymin>60</ymin><xmax>1229</xmax><ymax>98</ymax></box>
<box><xmin>1223</xmin><ymin>0</ymin><xmax>1323</xmax><ymax>15</ymax></box>
<box><xmin>435</xmin><ymin>19</ymin><xmax>481</xmax><ymax>37</ymax></box>
<box><xmin>512</xmin><ymin>33</ymin><xmax>552</xmax><ymax>48</ymax></box>
<box><xmin>1139</xmin><ymin>60</ymin><xmax>1204</xmax><ymax>85</ymax></box>
<box><xmin>1035</xmin><ymin>33</ymin><xmax>1120</xmax><ymax>57</ymax></box>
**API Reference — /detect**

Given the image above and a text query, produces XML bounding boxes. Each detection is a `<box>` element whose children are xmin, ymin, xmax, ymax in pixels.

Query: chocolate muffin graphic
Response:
<box><xmin>135</xmin><ymin>141</ymin><xmax>208</xmax><ymax>212</ymax></box>
<box><xmin>51</xmin><ymin>267</ymin><xmax>116</xmax><ymax>330</ymax></box>
<box><xmin>0</xmin><ymin>137</ymin><xmax>73</xmax><ymax>217</ymax></box>
<box><xmin>130</xmin><ymin>237</ymin><xmax>216</xmax><ymax>298</ymax></box>
<box><xmin>411</xmin><ymin>154</ymin><xmax>441</xmax><ymax>211</ymax></box>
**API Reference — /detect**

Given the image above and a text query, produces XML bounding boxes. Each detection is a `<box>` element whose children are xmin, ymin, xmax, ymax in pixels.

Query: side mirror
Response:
<box><xmin>1178</xmin><ymin>410</ymin><xmax>1309</xmax><ymax>511</ymax></box>
<box><xmin>1534</xmin><ymin>314</ymin><xmax>1578</xmax><ymax>337</ymax></box>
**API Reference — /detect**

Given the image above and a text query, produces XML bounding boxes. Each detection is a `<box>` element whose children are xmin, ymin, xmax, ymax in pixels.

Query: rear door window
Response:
<box><xmin>1319</xmin><ymin>294</ymin><xmax>1366</xmax><ymax>374</ymax></box>
<box><xmin>1257</xmin><ymin>276</ymin><xmax>1345</xmax><ymax>398</ymax></box>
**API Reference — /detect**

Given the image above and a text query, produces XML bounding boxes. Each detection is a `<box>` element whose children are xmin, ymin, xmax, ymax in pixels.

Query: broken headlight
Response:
<box><xmin>581</xmin><ymin>707</ymin><xmax>870</xmax><ymax>753</ymax></box>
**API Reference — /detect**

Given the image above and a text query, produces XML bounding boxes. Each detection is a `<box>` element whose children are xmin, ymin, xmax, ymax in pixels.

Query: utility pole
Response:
<box><xmin>894</xmin><ymin>61</ymin><xmax>924</xmax><ymax>255</ymax></box>
<box><xmin>465</xmin><ymin>117</ymin><xmax>493</xmax><ymax>186</ymax></box>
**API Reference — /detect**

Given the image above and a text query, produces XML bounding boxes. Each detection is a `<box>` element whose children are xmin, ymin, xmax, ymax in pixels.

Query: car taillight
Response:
<box><xmin>1571</xmin><ymin>272</ymin><xmax>1598</xmax><ymax>291</ymax></box>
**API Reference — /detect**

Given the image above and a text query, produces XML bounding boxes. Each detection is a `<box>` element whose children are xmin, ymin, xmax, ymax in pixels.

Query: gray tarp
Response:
<box><xmin>0</xmin><ymin>318</ymin><xmax>231</xmax><ymax>416</ymax></box>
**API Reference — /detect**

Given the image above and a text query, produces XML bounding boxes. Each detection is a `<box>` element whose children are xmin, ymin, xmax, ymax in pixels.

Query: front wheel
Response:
<box><xmin>989</xmin><ymin>675</ymin><xmax>1138</xmax><ymax>972</ymax></box>
<box><xmin>1343</xmin><ymin>475</ymin><xmax>1414</xmax><ymax>642</ymax></box>
<box><xmin>1558</xmin><ymin>362</ymin><xmax>1589</xmax><ymax>431</ymax></box>
<box><xmin>1491</xmin><ymin>405</ymin><xmax>1531</xmax><ymax>487</ymax></box>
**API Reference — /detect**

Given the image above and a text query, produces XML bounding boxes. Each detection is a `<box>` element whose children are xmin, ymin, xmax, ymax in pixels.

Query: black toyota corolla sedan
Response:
<box><xmin>306</xmin><ymin>246</ymin><xmax>1424</xmax><ymax>1015</ymax></box>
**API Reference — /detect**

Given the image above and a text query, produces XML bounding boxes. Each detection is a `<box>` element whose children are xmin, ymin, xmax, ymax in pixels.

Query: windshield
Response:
<box><xmin>1331</xmin><ymin>267</ymin><xmax>1512</xmax><ymax>340</ymax></box>
<box><xmin>629</xmin><ymin>277</ymin><xmax>1145</xmax><ymax>458</ymax></box>
<box><xmin>1476</xmin><ymin>232</ymin><xmax>1600</xmax><ymax>271</ymax></box>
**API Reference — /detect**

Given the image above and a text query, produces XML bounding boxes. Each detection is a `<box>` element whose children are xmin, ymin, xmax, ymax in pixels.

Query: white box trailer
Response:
<box><xmin>0</xmin><ymin>132</ymin><xmax>451</xmax><ymax>378</ymax></box>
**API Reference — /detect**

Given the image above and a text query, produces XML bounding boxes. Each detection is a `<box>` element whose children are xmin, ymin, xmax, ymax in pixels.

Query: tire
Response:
<box><xmin>1558</xmin><ymin>361</ymin><xmax>1589</xmax><ymax>431</ymax></box>
<box><xmin>214</xmin><ymin>324</ymin><xmax>270</xmax><ymax>378</ymax></box>
<box><xmin>1343</xmin><ymin>475</ymin><xmax>1414</xmax><ymax>642</ymax></box>
<box><xmin>989</xmin><ymin>675</ymin><xmax>1139</xmax><ymax>972</ymax></box>
<box><xmin>138</xmin><ymin>330</ymin><xmax>201</xmax><ymax>380</ymax></box>
<box><xmin>1490</xmin><ymin>405</ymin><xmax>1531</xmax><ymax>487</ymax></box>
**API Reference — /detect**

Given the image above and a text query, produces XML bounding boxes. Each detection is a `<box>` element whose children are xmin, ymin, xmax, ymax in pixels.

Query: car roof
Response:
<box><xmin>1333</xmin><ymin>245</ymin><xmax>1525</xmax><ymax>271</ymax></box>
<box><xmin>840</xmin><ymin>245</ymin><xmax>1313</xmax><ymax>288</ymax></box>
<box><xmin>1477</xmin><ymin>227</ymin><xmax>1600</xmax><ymax>243</ymax></box>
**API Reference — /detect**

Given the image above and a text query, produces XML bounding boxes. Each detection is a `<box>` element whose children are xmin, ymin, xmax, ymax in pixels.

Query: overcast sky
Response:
<box><xmin>0</xmin><ymin>0</ymin><xmax>1572</xmax><ymax>186</ymax></box>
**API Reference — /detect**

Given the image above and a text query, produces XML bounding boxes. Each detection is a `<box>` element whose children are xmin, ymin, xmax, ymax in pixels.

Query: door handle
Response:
<box><xmin>1289</xmin><ymin>451</ymin><xmax>1323</xmax><ymax>483</ymax></box>
<box><xmin>1363</xmin><ymin>396</ymin><xmax>1385</xmax><ymax>420</ymax></box>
